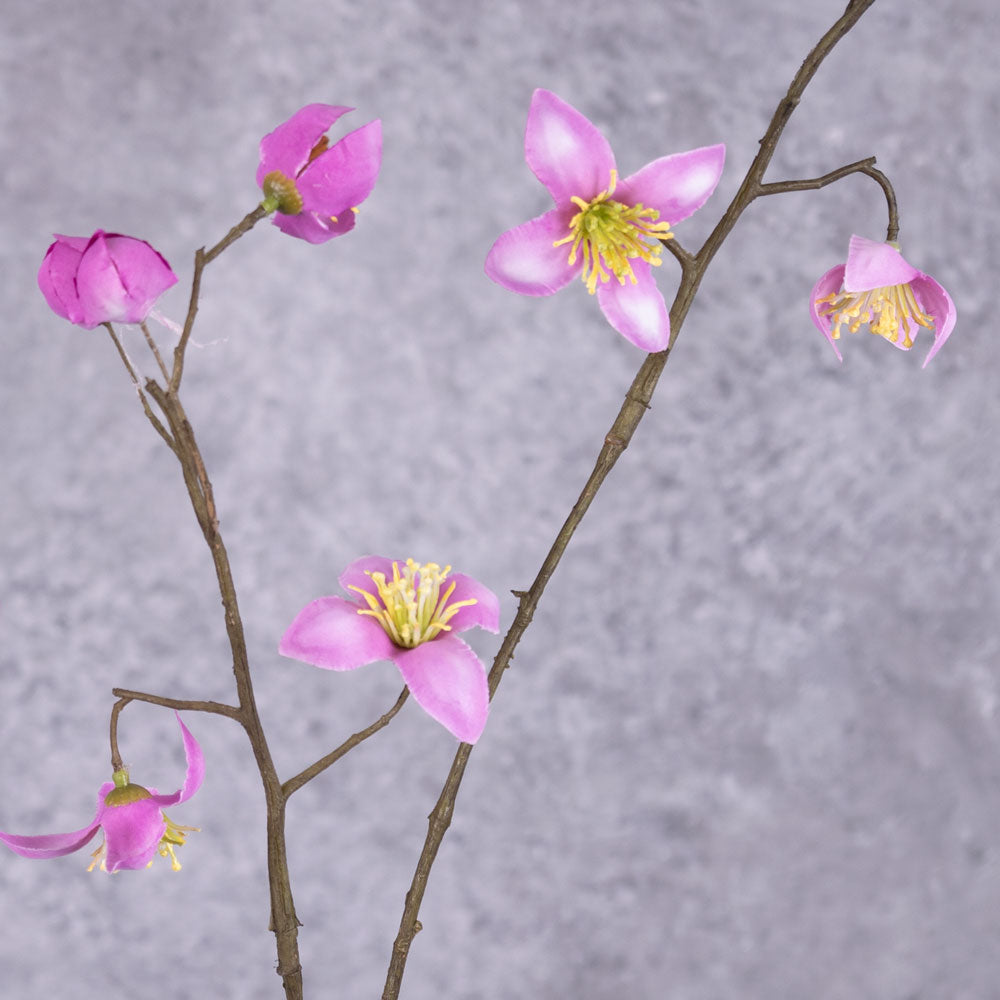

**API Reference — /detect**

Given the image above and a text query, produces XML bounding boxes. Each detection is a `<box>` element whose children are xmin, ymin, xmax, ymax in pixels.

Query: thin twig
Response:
<box><xmin>381</xmin><ymin>2</ymin><xmax>878</xmax><ymax>996</ymax></box>
<box><xmin>282</xmin><ymin>687</ymin><xmax>410</xmax><ymax>799</ymax></box>
<box><xmin>111</xmin><ymin>688</ymin><xmax>242</xmax><ymax>720</ymax></box>
<box><xmin>170</xmin><ymin>204</ymin><xmax>269</xmax><ymax>392</ymax></box>
<box><xmin>757</xmin><ymin>156</ymin><xmax>899</xmax><ymax>242</ymax></box>
<box><xmin>104</xmin><ymin>323</ymin><xmax>176</xmax><ymax>454</ymax></box>
<box><xmin>140</xmin><ymin>320</ymin><xmax>171</xmax><ymax>382</ymax></box>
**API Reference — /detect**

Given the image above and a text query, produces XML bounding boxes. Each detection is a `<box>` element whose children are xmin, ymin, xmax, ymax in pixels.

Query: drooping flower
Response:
<box><xmin>280</xmin><ymin>556</ymin><xmax>500</xmax><ymax>743</ymax></box>
<box><xmin>0</xmin><ymin>713</ymin><xmax>203</xmax><ymax>873</ymax></box>
<box><xmin>38</xmin><ymin>230</ymin><xmax>177</xmax><ymax>329</ymax></box>
<box><xmin>809</xmin><ymin>234</ymin><xmax>956</xmax><ymax>368</ymax></box>
<box><xmin>257</xmin><ymin>103</ymin><xmax>382</xmax><ymax>244</ymax></box>
<box><xmin>485</xmin><ymin>89</ymin><xmax>725</xmax><ymax>352</ymax></box>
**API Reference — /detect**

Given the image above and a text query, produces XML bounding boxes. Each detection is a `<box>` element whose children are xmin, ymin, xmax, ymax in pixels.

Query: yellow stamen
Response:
<box><xmin>553</xmin><ymin>169</ymin><xmax>673</xmax><ymax>295</ymax></box>
<box><xmin>816</xmin><ymin>281</ymin><xmax>933</xmax><ymax>349</ymax></box>
<box><xmin>349</xmin><ymin>558</ymin><xmax>478</xmax><ymax>649</ymax></box>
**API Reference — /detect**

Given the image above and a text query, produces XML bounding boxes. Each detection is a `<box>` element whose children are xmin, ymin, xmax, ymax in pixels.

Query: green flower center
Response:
<box><xmin>350</xmin><ymin>558</ymin><xmax>477</xmax><ymax>649</ymax></box>
<box><xmin>816</xmin><ymin>281</ymin><xmax>934</xmax><ymax>348</ymax></box>
<box><xmin>261</xmin><ymin>170</ymin><xmax>304</xmax><ymax>215</ymax></box>
<box><xmin>553</xmin><ymin>169</ymin><xmax>673</xmax><ymax>294</ymax></box>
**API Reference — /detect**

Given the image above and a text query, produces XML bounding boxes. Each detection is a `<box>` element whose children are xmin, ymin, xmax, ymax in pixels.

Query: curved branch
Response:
<box><xmin>757</xmin><ymin>156</ymin><xmax>899</xmax><ymax>242</ymax></box>
<box><xmin>282</xmin><ymin>687</ymin><xmax>410</xmax><ymax>799</ymax></box>
<box><xmin>111</xmin><ymin>687</ymin><xmax>242</xmax><ymax>720</ymax></box>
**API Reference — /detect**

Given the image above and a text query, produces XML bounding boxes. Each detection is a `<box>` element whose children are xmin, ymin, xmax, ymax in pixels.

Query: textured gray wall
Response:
<box><xmin>1</xmin><ymin>1</ymin><xmax>998</xmax><ymax>998</ymax></box>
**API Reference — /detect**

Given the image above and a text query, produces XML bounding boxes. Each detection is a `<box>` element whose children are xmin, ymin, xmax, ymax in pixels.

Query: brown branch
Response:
<box><xmin>140</xmin><ymin>320</ymin><xmax>171</xmax><ymax>382</ymax></box>
<box><xmin>169</xmin><ymin>204</ymin><xmax>269</xmax><ymax>392</ymax></box>
<box><xmin>104</xmin><ymin>324</ymin><xmax>176</xmax><ymax>454</ymax></box>
<box><xmin>381</xmin><ymin>2</ymin><xmax>879</xmax><ymax>996</ymax></box>
<box><xmin>111</xmin><ymin>688</ymin><xmax>242</xmax><ymax>719</ymax></box>
<box><xmin>282</xmin><ymin>687</ymin><xmax>410</xmax><ymax>799</ymax></box>
<box><xmin>757</xmin><ymin>156</ymin><xmax>899</xmax><ymax>242</ymax></box>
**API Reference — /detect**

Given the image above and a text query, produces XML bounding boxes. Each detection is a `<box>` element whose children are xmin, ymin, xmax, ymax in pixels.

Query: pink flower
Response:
<box><xmin>809</xmin><ymin>234</ymin><xmax>956</xmax><ymax>368</ymax></box>
<box><xmin>280</xmin><ymin>556</ymin><xmax>500</xmax><ymax>743</ymax></box>
<box><xmin>485</xmin><ymin>89</ymin><xmax>725</xmax><ymax>352</ymax></box>
<box><xmin>257</xmin><ymin>103</ymin><xmax>382</xmax><ymax>244</ymax></box>
<box><xmin>38</xmin><ymin>230</ymin><xmax>177</xmax><ymax>329</ymax></box>
<box><xmin>0</xmin><ymin>714</ymin><xmax>203</xmax><ymax>873</ymax></box>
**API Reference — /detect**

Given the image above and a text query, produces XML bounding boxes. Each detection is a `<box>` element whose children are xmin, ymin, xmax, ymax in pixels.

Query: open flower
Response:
<box><xmin>38</xmin><ymin>230</ymin><xmax>177</xmax><ymax>329</ymax></box>
<box><xmin>0</xmin><ymin>713</ymin><xmax>203</xmax><ymax>873</ymax></box>
<box><xmin>257</xmin><ymin>103</ymin><xmax>382</xmax><ymax>244</ymax></box>
<box><xmin>809</xmin><ymin>234</ymin><xmax>956</xmax><ymax>367</ymax></box>
<box><xmin>280</xmin><ymin>556</ymin><xmax>500</xmax><ymax>743</ymax></box>
<box><xmin>485</xmin><ymin>89</ymin><xmax>725</xmax><ymax>352</ymax></box>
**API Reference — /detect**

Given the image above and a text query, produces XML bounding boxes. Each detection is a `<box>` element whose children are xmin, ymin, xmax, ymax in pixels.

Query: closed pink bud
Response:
<box><xmin>38</xmin><ymin>230</ymin><xmax>177</xmax><ymax>329</ymax></box>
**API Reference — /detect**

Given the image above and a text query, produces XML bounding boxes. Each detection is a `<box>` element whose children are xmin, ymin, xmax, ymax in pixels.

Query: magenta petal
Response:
<box><xmin>844</xmin><ymin>235</ymin><xmax>919</xmax><ymax>290</ymax></box>
<box><xmin>279</xmin><ymin>595</ymin><xmax>396</xmax><ymax>670</ymax></box>
<box><xmin>808</xmin><ymin>264</ymin><xmax>845</xmax><ymax>362</ymax></box>
<box><xmin>393</xmin><ymin>634</ymin><xmax>489</xmax><ymax>743</ymax></box>
<box><xmin>338</xmin><ymin>555</ymin><xmax>400</xmax><ymax>600</ymax></box>
<box><xmin>100</xmin><ymin>798</ymin><xmax>165</xmax><ymax>872</ymax></box>
<box><xmin>485</xmin><ymin>209</ymin><xmax>578</xmax><ymax>295</ymax></box>
<box><xmin>0</xmin><ymin>786</ymin><xmax>106</xmax><ymax>859</ymax></box>
<box><xmin>298</xmin><ymin>119</ymin><xmax>382</xmax><ymax>217</ymax></box>
<box><xmin>525</xmin><ymin>89</ymin><xmax>616</xmax><ymax>205</ymax></box>
<box><xmin>150</xmin><ymin>714</ymin><xmax>205</xmax><ymax>807</ymax></box>
<box><xmin>273</xmin><ymin>209</ymin><xmax>357</xmax><ymax>244</ymax></box>
<box><xmin>914</xmin><ymin>274</ymin><xmax>957</xmax><ymax>368</ymax></box>
<box><xmin>256</xmin><ymin>103</ymin><xmax>353</xmax><ymax>186</ymax></box>
<box><xmin>617</xmin><ymin>144</ymin><xmax>726</xmax><ymax>225</ymax></box>
<box><xmin>595</xmin><ymin>262</ymin><xmax>670</xmax><ymax>351</ymax></box>
<box><xmin>75</xmin><ymin>232</ymin><xmax>176</xmax><ymax>327</ymax></box>
<box><xmin>38</xmin><ymin>238</ymin><xmax>87</xmax><ymax>324</ymax></box>
<box><xmin>445</xmin><ymin>572</ymin><xmax>500</xmax><ymax>634</ymax></box>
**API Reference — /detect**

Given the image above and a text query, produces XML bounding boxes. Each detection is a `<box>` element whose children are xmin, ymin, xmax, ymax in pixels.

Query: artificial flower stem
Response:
<box><xmin>757</xmin><ymin>156</ymin><xmax>900</xmax><ymax>244</ymax></box>
<box><xmin>381</xmin><ymin>2</ymin><xmax>878</xmax><ymax>997</ymax></box>
<box><xmin>170</xmin><ymin>204</ymin><xmax>270</xmax><ymax>392</ymax></box>
<box><xmin>127</xmin><ymin>372</ymin><xmax>305</xmax><ymax>1000</ymax></box>
<box><xmin>281</xmin><ymin>687</ymin><xmax>409</xmax><ymax>799</ymax></box>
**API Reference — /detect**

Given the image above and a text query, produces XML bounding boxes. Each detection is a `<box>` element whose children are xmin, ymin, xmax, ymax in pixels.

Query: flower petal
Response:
<box><xmin>338</xmin><ymin>555</ymin><xmax>400</xmax><ymax>599</ymax></box>
<box><xmin>279</xmin><ymin>595</ymin><xmax>396</xmax><ymax>670</ymax></box>
<box><xmin>485</xmin><ymin>209</ymin><xmax>579</xmax><ymax>295</ymax></box>
<box><xmin>100</xmin><ymin>798</ymin><xmax>165</xmax><ymax>872</ymax></box>
<box><xmin>843</xmin><ymin>235</ymin><xmax>919</xmax><ymax>291</ymax></box>
<box><xmin>257</xmin><ymin>104</ymin><xmax>354</xmax><ymax>186</ymax></box>
<box><xmin>393</xmin><ymin>634</ymin><xmax>489</xmax><ymax>743</ymax></box>
<box><xmin>298</xmin><ymin>119</ymin><xmax>382</xmax><ymax>218</ymax></box>
<box><xmin>444</xmin><ymin>572</ymin><xmax>500</xmax><ymax>634</ymax></box>
<box><xmin>913</xmin><ymin>274</ymin><xmax>957</xmax><ymax>368</ymax></box>
<box><xmin>38</xmin><ymin>237</ymin><xmax>87</xmax><ymax>325</ymax></box>
<box><xmin>808</xmin><ymin>264</ymin><xmax>846</xmax><ymax>362</ymax></box>
<box><xmin>273</xmin><ymin>209</ymin><xmax>357</xmax><ymax>244</ymax></box>
<box><xmin>525</xmin><ymin>89</ymin><xmax>615</xmax><ymax>205</ymax></box>
<box><xmin>595</xmin><ymin>261</ymin><xmax>670</xmax><ymax>351</ymax></box>
<box><xmin>617</xmin><ymin>144</ymin><xmax>726</xmax><ymax>225</ymax></box>
<box><xmin>75</xmin><ymin>232</ymin><xmax>177</xmax><ymax>327</ymax></box>
<box><xmin>0</xmin><ymin>786</ymin><xmax>107</xmax><ymax>860</ymax></box>
<box><xmin>150</xmin><ymin>714</ymin><xmax>205</xmax><ymax>807</ymax></box>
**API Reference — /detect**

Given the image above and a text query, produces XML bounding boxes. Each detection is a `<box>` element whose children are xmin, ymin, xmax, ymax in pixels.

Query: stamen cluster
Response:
<box><xmin>350</xmin><ymin>559</ymin><xmax>477</xmax><ymax>649</ymax></box>
<box><xmin>553</xmin><ymin>170</ymin><xmax>673</xmax><ymax>294</ymax></box>
<box><xmin>816</xmin><ymin>281</ymin><xmax>933</xmax><ymax>348</ymax></box>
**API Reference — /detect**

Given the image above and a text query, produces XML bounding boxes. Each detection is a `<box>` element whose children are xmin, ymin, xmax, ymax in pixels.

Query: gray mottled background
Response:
<box><xmin>1</xmin><ymin>1</ymin><xmax>998</xmax><ymax>997</ymax></box>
